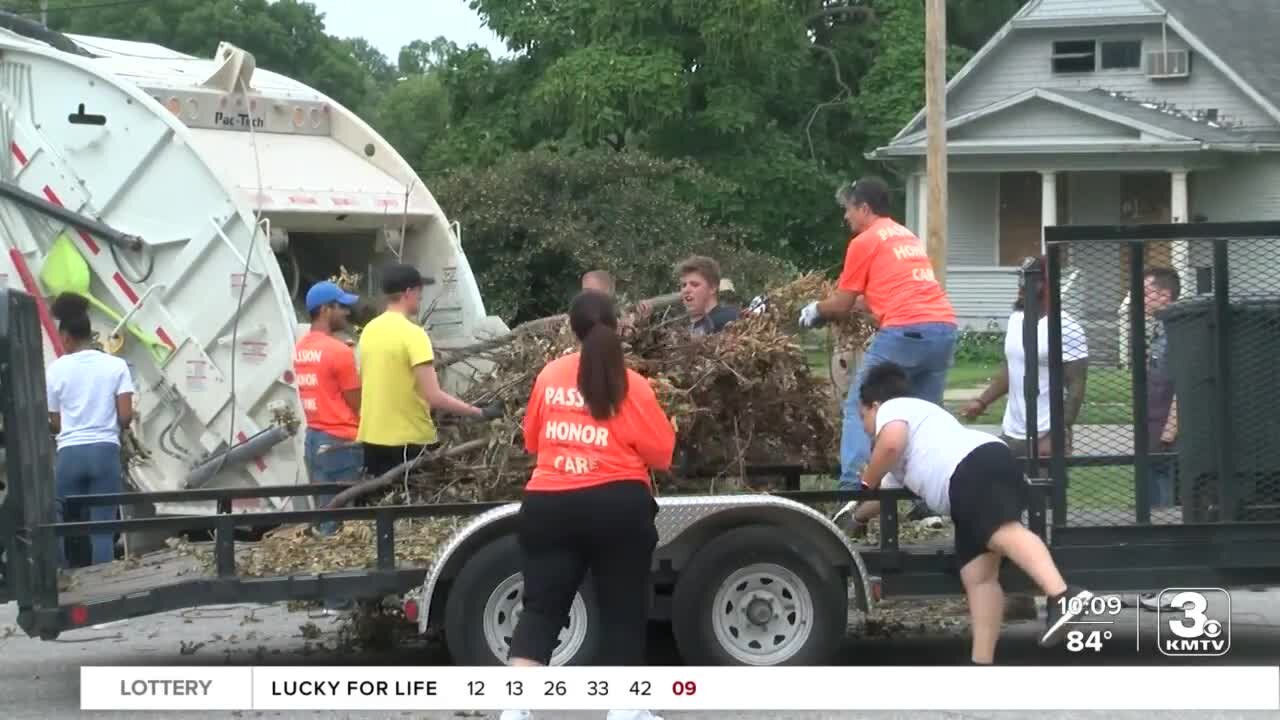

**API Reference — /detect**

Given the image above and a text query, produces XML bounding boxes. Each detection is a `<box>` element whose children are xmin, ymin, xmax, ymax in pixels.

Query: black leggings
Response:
<box><xmin>508</xmin><ymin>480</ymin><xmax>658</xmax><ymax>665</ymax></box>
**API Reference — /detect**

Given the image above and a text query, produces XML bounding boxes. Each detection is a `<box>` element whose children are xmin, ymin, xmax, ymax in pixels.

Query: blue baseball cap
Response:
<box><xmin>305</xmin><ymin>281</ymin><xmax>359</xmax><ymax>313</ymax></box>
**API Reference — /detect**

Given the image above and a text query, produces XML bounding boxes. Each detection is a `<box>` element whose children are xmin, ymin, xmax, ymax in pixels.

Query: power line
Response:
<box><xmin>15</xmin><ymin>0</ymin><xmax>162</xmax><ymax>16</ymax></box>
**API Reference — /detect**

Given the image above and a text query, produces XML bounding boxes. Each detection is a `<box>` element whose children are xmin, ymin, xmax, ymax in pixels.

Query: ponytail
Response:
<box><xmin>569</xmin><ymin>290</ymin><xmax>628</xmax><ymax>420</ymax></box>
<box><xmin>50</xmin><ymin>292</ymin><xmax>92</xmax><ymax>340</ymax></box>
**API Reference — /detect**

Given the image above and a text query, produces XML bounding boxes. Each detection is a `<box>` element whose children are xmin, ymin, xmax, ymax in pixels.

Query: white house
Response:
<box><xmin>870</xmin><ymin>0</ymin><xmax>1280</xmax><ymax>359</ymax></box>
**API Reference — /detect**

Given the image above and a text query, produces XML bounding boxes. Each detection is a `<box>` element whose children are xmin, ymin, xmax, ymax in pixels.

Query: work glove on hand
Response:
<box><xmin>748</xmin><ymin>295</ymin><xmax>768</xmax><ymax>315</ymax></box>
<box><xmin>798</xmin><ymin>301</ymin><xmax>824</xmax><ymax>329</ymax></box>
<box><xmin>478</xmin><ymin>400</ymin><xmax>505</xmax><ymax>421</ymax></box>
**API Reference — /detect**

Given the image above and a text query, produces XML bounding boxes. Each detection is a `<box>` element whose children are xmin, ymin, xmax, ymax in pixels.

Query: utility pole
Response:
<box><xmin>924</xmin><ymin>0</ymin><xmax>948</xmax><ymax>287</ymax></box>
<box><xmin>40</xmin><ymin>0</ymin><xmax>49</xmax><ymax>27</ymax></box>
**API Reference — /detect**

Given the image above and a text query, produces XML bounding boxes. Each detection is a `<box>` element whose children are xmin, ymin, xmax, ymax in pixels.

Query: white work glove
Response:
<box><xmin>798</xmin><ymin>301</ymin><xmax>824</xmax><ymax>329</ymax></box>
<box><xmin>748</xmin><ymin>295</ymin><xmax>768</xmax><ymax>315</ymax></box>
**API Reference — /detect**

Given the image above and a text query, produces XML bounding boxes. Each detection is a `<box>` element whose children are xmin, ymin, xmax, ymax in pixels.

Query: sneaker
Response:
<box><xmin>606</xmin><ymin>712</ymin><xmax>663</xmax><ymax>720</ymax></box>
<box><xmin>499</xmin><ymin>711</ymin><xmax>530</xmax><ymax>720</ymax></box>
<box><xmin>1041</xmin><ymin>586</ymin><xmax>1094</xmax><ymax>647</ymax></box>
<box><xmin>906</xmin><ymin>500</ymin><xmax>943</xmax><ymax>527</ymax></box>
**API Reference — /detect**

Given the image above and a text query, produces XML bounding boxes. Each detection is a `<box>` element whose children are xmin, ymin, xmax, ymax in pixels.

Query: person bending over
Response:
<box><xmin>502</xmin><ymin>290</ymin><xmax>676</xmax><ymax>720</ymax></box>
<box><xmin>847</xmin><ymin>362</ymin><xmax>1093</xmax><ymax>663</ymax></box>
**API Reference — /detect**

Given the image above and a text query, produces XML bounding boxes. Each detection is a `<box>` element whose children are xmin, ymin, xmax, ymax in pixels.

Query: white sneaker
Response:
<box><xmin>499</xmin><ymin>711</ymin><xmax>531</xmax><ymax>720</ymax></box>
<box><xmin>606</xmin><ymin>712</ymin><xmax>663</xmax><ymax>720</ymax></box>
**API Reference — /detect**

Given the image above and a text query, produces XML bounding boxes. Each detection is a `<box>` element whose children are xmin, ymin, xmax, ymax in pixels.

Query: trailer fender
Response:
<box><xmin>415</xmin><ymin>502</ymin><xmax>522</xmax><ymax>632</ymax></box>
<box><xmin>414</xmin><ymin>493</ymin><xmax>871</xmax><ymax>634</ymax></box>
<box><xmin>651</xmin><ymin>495</ymin><xmax>872</xmax><ymax>614</ymax></box>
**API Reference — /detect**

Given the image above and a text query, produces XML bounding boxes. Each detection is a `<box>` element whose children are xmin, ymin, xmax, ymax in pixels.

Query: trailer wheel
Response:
<box><xmin>443</xmin><ymin>533</ymin><xmax>599</xmax><ymax>666</ymax></box>
<box><xmin>671</xmin><ymin>524</ymin><xmax>846</xmax><ymax>666</ymax></box>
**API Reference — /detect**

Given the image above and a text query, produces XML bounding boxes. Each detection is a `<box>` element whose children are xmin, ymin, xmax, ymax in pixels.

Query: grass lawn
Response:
<box><xmin>939</xmin><ymin>361</ymin><xmax>1135</xmax><ymax>426</ymax></box>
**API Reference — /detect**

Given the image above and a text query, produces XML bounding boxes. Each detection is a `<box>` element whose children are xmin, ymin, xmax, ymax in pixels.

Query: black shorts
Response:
<box><xmin>948</xmin><ymin>441</ymin><xmax>1030</xmax><ymax>569</ymax></box>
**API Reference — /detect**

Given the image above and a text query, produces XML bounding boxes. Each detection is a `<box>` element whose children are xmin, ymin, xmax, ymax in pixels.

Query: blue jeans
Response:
<box><xmin>55</xmin><ymin>442</ymin><xmax>123</xmax><ymax>566</ymax></box>
<box><xmin>839</xmin><ymin>323</ymin><xmax>957</xmax><ymax>490</ymax></box>
<box><xmin>1148</xmin><ymin>454</ymin><xmax>1177</xmax><ymax>509</ymax></box>
<box><xmin>304</xmin><ymin>429</ymin><xmax>364</xmax><ymax>536</ymax></box>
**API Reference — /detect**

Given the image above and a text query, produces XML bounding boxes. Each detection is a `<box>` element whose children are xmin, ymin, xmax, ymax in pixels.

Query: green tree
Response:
<box><xmin>432</xmin><ymin>148</ymin><xmax>793</xmax><ymax>323</ymax></box>
<box><xmin>376</xmin><ymin>75</ymin><xmax>451</xmax><ymax>175</ymax></box>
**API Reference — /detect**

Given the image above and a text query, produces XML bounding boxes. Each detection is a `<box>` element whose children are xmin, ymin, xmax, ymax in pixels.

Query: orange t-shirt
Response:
<box><xmin>293</xmin><ymin>331</ymin><xmax>361</xmax><ymax>440</ymax></box>
<box><xmin>836</xmin><ymin>217</ymin><xmax>955</xmax><ymax>329</ymax></box>
<box><xmin>524</xmin><ymin>353</ymin><xmax>676</xmax><ymax>493</ymax></box>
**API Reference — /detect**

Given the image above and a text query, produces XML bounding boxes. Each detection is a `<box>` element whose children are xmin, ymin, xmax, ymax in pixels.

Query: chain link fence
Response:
<box><xmin>1030</xmin><ymin>223</ymin><xmax>1280</xmax><ymax>527</ymax></box>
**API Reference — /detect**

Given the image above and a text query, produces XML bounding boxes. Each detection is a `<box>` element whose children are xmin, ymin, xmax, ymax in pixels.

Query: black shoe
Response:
<box><xmin>1041</xmin><ymin>586</ymin><xmax>1094</xmax><ymax>647</ymax></box>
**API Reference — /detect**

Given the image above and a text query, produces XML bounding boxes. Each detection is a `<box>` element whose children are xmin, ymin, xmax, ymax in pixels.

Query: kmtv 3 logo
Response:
<box><xmin>1157</xmin><ymin>588</ymin><xmax>1231</xmax><ymax>657</ymax></box>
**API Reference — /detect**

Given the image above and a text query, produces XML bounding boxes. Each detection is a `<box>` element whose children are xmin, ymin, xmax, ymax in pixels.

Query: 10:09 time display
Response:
<box><xmin>1056</xmin><ymin>594</ymin><xmax>1123</xmax><ymax>616</ymax></box>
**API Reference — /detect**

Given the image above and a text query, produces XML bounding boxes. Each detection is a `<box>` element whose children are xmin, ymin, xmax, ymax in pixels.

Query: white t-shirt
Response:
<box><xmin>46</xmin><ymin>350</ymin><xmax>134</xmax><ymax>450</ymax></box>
<box><xmin>1003</xmin><ymin>310</ymin><xmax>1088</xmax><ymax>438</ymax></box>
<box><xmin>874</xmin><ymin>397</ymin><xmax>1002</xmax><ymax>516</ymax></box>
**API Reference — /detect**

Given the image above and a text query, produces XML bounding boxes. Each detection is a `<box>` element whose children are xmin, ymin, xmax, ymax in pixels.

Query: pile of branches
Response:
<box><xmin>337</xmin><ymin>272</ymin><xmax>875</xmax><ymax>509</ymax></box>
<box><xmin>162</xmin><ymin>270</ymin><xmax>886</xmax><ymax>583</ymax></box>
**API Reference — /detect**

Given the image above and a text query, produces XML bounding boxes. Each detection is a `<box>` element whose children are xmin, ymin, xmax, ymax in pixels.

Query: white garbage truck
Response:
<box><xmin>0</xmin><ymin>18</ymin><xmax>507</xmax><ymax>520</ymax></box>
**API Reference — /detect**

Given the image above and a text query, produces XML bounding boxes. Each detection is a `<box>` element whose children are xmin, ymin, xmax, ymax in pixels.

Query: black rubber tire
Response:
<box><xmin>442</xmin><ymin>533</ymin><xmax>601</xmax><ymax>666</ymax></box>
<box><xmin>671</xmin><ymin>524</ymin><xmax>847</xmax><ymax>666</ymax></box>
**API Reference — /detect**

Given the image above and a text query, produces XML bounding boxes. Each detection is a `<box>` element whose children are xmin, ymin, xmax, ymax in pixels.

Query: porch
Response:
<box><xmin>906</xmin><ymin>167</ymin><xmax>1199</xmax><ymax>363</ymax></box>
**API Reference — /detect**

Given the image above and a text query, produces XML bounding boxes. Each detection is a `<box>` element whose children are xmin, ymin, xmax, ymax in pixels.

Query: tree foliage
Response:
<box><xmin>431</xmin><ymin>149</ymin><xmax>793</xmax><ymax>323</ymax></box>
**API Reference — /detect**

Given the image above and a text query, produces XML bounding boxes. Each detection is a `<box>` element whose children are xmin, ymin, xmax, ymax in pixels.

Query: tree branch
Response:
<box><xmin>323</xmin><ymin>438</ymin><xmax>490</xmax><ymax>509</ymax></box>
<box><xmin>805</xmin><ymin>44</ymin><xmax>854</xmax><ymax>163</ymax></box>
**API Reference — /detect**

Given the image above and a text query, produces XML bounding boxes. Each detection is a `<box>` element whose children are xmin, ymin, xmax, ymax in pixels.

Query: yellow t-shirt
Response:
<box><xmin>355</xmin><ymin>311</ymin><xmax>437</xmax><ymax>446</ymax></box>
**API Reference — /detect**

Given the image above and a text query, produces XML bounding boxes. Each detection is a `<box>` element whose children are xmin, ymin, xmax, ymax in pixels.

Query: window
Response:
<box><xmin>1052</xmin><ymin>40</ymin><xmax>1097</xmax><ymax>73</ymax></box>
<box><xmin>1101</xmin><ymin>40</ymin><xmax>1142</xmax><ymax>69</ymax></box>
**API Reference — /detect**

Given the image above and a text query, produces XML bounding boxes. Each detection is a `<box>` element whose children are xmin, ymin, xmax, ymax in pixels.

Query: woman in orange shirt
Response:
<box><xmin>506</xmin><ymin>290</ymin><xmax>675</xmax><ymax>675</ymax></box>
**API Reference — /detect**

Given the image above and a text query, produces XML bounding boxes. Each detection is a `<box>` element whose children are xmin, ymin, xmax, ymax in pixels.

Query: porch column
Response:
<box><xmin>916</xmin><ymin>172</ymin><xmax>929</xmax><ymax>240</ymax></box>
<box><xmin>1170</xmin><ymin>169</ymin><xmax>1191</xmax><ymax>290</ymax></box>
<box><xmin>1040</xmin><ymin>170</ymin><xmax>1057</xmax><ymax>254</ymax></box>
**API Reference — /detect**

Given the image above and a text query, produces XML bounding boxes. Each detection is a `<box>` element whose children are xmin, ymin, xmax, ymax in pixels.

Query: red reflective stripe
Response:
<box><xmin>155</xmin><ymin>327</ymin><xmax>176</xmax><ymax>350</ymax></box>
<box><xmin>41</xmin><ymin>186</ymin><xmax>100</xmax><ymax>254</ymax></box>
<box><xmin>112</xmin><ymin>272</ymin><xmax>139</xmax><ymax>304</ymax></box>
<box><xmin>8</xmin><ymin>248</ymin><xmax>63</xmax><ymax>356</ymax></box>
<box><xmin>10</xmin><ymin>142</ymin><xmax>27</xmax><ymax>166</ymax></box>
<box><xmin>237</xmin><ymin>431</ymin><xmax>268</xmax><ymax>471</ymax></box>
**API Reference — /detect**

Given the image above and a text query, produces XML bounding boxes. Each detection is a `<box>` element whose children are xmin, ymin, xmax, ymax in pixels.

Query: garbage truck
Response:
<box><xmin>0</xmin><ymin>17</ymin><xmax>508</xmax><ymax>524</ymax></box>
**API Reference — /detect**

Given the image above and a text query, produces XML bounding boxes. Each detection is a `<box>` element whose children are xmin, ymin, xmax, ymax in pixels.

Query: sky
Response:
<box><xmin>308</xmin><ymin>0</ymin><xmax>509</xmax><ymax>62</ymax></box>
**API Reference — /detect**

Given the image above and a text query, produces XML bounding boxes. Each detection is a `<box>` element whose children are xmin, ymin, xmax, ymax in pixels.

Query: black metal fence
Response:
<box><xmin>1030</xmin><ymin>221</ymin><xmax>1280</xmax><ymax>527</ymax></box>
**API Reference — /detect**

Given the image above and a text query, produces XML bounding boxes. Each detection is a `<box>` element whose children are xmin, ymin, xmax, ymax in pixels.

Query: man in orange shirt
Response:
<box><xmin>294</xmin><ymin>281</ymin><xmax>363</xmax><ymax>537</ymax></box>
<box><xmin>799</xmin><ymin>176</ymin><xmax>957</xmax><ymax>523</ymax></box>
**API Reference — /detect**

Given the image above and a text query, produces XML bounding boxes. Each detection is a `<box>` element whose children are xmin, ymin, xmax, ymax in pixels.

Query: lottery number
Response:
<box><xmin>630</xmin><ymin>681</ymin><xmax>652</xmax><ymax>696</ymax></box>
<box><xmin>587</xmin><ymin>681</ymin><xmax>609</xmax><ymax>696</ymax></box>
<box><xmin>672</xmin><ymin>681</ymin><xmax>697</xmax><ymax>696</ymax></box>
<box><xmin>506</xmin><ymin>681</ymin><xmax>523</xmax><ymax>697</ymax></box>
<box><xmin>468</xmin><ymin>681</ymin><xmax>485</xmax><ymax>696</ymax></box>
<box><xmin>544</xmin><ymin>681</ymin><xmax>566</xmax><ymax>696</ymax></box>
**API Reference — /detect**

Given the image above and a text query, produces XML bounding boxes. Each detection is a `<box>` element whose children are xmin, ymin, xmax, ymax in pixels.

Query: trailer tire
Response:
<box><xmin>443</xmin><ymin>533</ymin><xmax>600</xmax><ymax>666</ymax></box>
<box><xmin>671</xmin><ymin>524</ymin><xmax>846</xmax><ymax>666</ymax></box>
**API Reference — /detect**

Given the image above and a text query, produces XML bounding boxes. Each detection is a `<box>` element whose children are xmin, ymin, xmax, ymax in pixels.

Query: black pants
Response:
<box><xmin>362</xmin><ymin>443</ymin><xmax>430</xmax><ymax>478</ymax></box>
<box><xmin>508</xmin><ymin>480</ymin><xmax>659</xmax><ymax>665</ymax></box>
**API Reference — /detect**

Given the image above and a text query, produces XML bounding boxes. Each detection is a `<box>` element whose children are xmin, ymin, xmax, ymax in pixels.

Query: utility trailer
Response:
<box><xmin>6</xmin><ymin>225</ymin><xmax>1280</xmax><ymax>665</ymax></box>
<box><xmin>0</xmin><ymin>284</ymin><xmax>873</xmax><ymax>664</ymax></box>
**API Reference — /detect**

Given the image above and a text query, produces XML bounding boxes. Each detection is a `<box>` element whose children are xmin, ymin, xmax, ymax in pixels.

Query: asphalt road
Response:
<box><xmin>3</xmin><ymin>589</ymin><xmax>1278</xmax><ymax>720</ymax></box>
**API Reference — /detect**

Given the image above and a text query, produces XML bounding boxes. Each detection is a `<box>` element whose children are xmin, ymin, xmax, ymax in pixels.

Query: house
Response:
<box><xmin>870</xmin><ymin>0</ymin><xmax>1280</xmax><ymax>359</ymax></box>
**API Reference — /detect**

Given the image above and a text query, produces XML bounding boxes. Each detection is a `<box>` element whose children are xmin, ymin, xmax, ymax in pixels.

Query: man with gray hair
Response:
<box><xmin>798</xmin><ymin>176</ymin><xmax>957</xmax><ymax>529</ymax></box>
